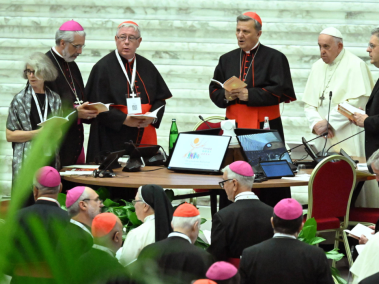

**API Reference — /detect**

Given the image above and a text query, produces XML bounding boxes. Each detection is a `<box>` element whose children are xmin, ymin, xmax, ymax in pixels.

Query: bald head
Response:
<box><xmin>318</xmin><ymin>34</ymin><xmax>343</xmax><ymax>64</ymax></box>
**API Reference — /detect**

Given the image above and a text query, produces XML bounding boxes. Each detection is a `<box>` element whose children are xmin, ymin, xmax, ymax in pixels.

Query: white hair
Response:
<box><xmin>23</xmin><ymin>52</ymin><xmax>58</xmax><ymax>81</ymax></box>
<box><xmin>368</xmin><ymin>149</ymin><xmax>379</xmax><ymax>170</ymax></box>
<box><xmin>55</xmin><ymin>30</ymin><xmax>86</xmax><ymax>45</ymax></box>
<box><xmin>236</xmin><ymin>14</ymin><xmax>262</xmax><ymax>32</ymax></box>
<box><xmin>371</xmin><ymin>27</ymin><xmax>379</xmax><ymax>39</ymax></box>
<box><xmin>33</xmin><ymin>180</ymin><xmax>60</xmax><ymax>194</ymax></box>
<box><xmin>333</xmin><ymin>36</ymin><xmax>343</xmax><ymax>45</ymax></box>
<box><xmin>67</xmin><ymin>189</ymin><xmax>90</xmax><ymax>217</ymax></box>
<box><xmin>171</xmin><ymin>216</ymin><xmax>200</xmax><ymax>230</ymax></box>
<box><xmin>116</xmin><ymin>23</ymin><xmax>141</xmax><ymax>37</ymax></box>
<box><xmin>222</xmin><ymin>165</ymin><xmax>255</xmax><ymax>188</ymax></box>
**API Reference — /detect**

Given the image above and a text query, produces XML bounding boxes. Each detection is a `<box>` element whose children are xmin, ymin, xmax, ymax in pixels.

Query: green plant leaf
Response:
<box><xmin>201</xmin><ymin>218</ymin><xmax>207</xmax><ymax>225</ymax></box>
<box><xmin>309</xmin><ymin>237</ymin><xmax>326</xmax><ymax>245</ymax></box>
<box><xmin>325</xmin><ymin>248</ymin><xmax>344</xmax><ymax>261</ymax></box>
<box><xmin>95</xmin><ymin>187</ymin><xmax>111</xmax><ymax>201</ymax></box>
<box><xmin>331</xmin><ymin>267</ymin><xmax>347</xmax><ymax>284</ymax></box>
<box><xmin>103</xmin><ymin>198</ymin><xmax>120</xmax><ymax>207</ymax></box>
<box><xmin>57</xmin><ymin>193</ymin><xmax>67</xmax><ymax>210</ymax></box>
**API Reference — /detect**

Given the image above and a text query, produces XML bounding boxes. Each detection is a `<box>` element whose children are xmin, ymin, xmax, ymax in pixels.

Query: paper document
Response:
<box><xmin>344</xmin><ymin>223</ymin><xmax>375</xmax><ymax>240</ymax></box>
<box><xmin>357</xmin><ymin>163</ymin><xmax>369</xmax><ymax>171</ymax></box>
<box><xmin>85</xmin><ymin>102</ymin><xmax>112</xmax><ymax>113</ymax></box>
<box><xmin>338</xmin><ymin>102</ymin><xmax>365</xmax><ymax>121</ymax></box>
<box><xmin>60</xmin><ymin>171</ymin><xmax>93</xmax><ymax>176</ymax></box>
<box><xmin>211</xmin><ymin>76</ymin><xmax>247</xmax><ymax>92</ymax></box>
<box><xmin>37</xmin><ymin>110</ymin><xmax>76</xmax><ymax>127</ymax></box>
<box><xmin>355</xmin><ymin>244</ymin><xmax>366</xmax><ymax>255</ymax></box>
<box><xmin>63</xmin><ymin>165</ymin><xmax>100</xmax><ymax>169</ymax></box>
<box><xmin>128</xmin><ymin>105</ymin><xmax>165</xmax><ymax>119</ymax></box>
<box><xmin>282</xmin><ymin>175</ymin><xmax>310</xmax><ymax>181</ymax></box>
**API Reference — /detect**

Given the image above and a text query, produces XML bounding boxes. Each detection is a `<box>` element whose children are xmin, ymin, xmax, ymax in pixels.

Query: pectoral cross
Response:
<box><xmin>130</xmin><ymin>92</ymin><xmax>136</xmax><ymax>98</ymax></box>
<box><xmin>319</xmin><ymin>92</ymin><xmax>325</xmax><ymax>106</ymax></box>
<box><xmin>74</xmin><ymin>100</ymin><xmax>83</xmax><ymax>105</ymax></box>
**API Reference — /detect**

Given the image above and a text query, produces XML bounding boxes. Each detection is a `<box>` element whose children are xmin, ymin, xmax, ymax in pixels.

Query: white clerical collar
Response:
<box><xmin>144</xmin><ymin>214</ymin><xmax>155</xmax><ymax>223</ymax></box>
<box><xmin>128</xmin><ymin>55</ymin><xmax>136</xmax><ymax>63</ymax></box>
<box><xmin>234</xmin><ymin>192</ymin><xmax>259</xmax><ymax>202</ymax></box>
<box><xmin>329</xmin><ymin>48</ymin><xmax>345</xmax><ymax>66</ymax></box>
<box><xmin>70</xmin><ymin>219</ymin><xmax>93</xmax><ymax>237</ymax></box>
<box><xmin>92</xmin><ymin>244</ymin><xmax>115</xmax><ymax>257</ymax></box>
<box><xmin>245</xmin><ymin>41</ymin><xmax>260</xmax><ymax>54</ymax></box>
<box><xmin>273</xmin><ymin>233</ymin><xmax>297</xmax><ymax>239</ymax></box>
<box><xmin>52</xmin><ymin>47</ymin><xmax>64</xmax><ymax>59</ymax></box>
<box><xmin>37</xmin><ymin>197</ymin><xmax>60</xmax><ymax>207</ymax></box>
<box><xmin>168</xmin><ymin>232</ymin><xmax>192</xmax><ymax>244</ymax></box>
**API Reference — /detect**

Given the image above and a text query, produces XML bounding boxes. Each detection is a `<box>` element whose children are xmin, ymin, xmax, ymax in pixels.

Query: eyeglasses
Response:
<box><xmin>117</xmin><ymin>35</ymin><xmax>140</xmax><ymax>42</ymax></box>
<box><xmin>24</xmin><ymin>69</ymin><xmax>36</xmax><ymax>76</ymax></box>
<box><xmin>69</xmin><ymin>42</ymin><xmax>85</xmax><ymax>49</ymax></box>
<box><xmin>219</xmin><ymin>179</ymin><xmax>233</xmax><ymax>189</ymax></box>
<box><xmin>368</xmin><ymin>43</ymin><xmax>378</xmax><ymax>50</ymax></box>
<box><xmin>132</xmin><ymin>200</ymin><xmax>144</xmax><ymax>206</ymax></box>
<box><xmin>83</xmin><ymin>197</ymin><xmax>103</xmax><ymax>204</ymax></box>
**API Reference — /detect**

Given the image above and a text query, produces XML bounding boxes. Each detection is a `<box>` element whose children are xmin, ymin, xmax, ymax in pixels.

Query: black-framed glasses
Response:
<box><xmin>83</xmin><ymin>197</ymin><xmax>103</xmax><ymax>204</ymax></box>
<box><xmin>132</xmin><ymin>200</ymin><xmax>144</xmax><ymax>206</ymax></box>
<box><xmin>69</xmin><ymin>42</ymin><xmax>85</xmax><ymax>49</ymax></box>
<box><xmin>117</xmin><ymin>35</ymin><xmax>140</xmax><ymax>42</ymax></box>
<box><xmin>219</xmin><ymin>179</ymin><xmax>233</xmax><ymax>189</ymax></box>
<box><xmin>24</xmin><ymin>69</ymin><xmax>36</xmax><ymax>76</ymax></box>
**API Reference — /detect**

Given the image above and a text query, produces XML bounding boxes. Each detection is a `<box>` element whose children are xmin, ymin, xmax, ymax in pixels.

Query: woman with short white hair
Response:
<box><xmin>6</xmin><ymin>52</ymin><xmax>61</xmax><ymax>186</ymax></box>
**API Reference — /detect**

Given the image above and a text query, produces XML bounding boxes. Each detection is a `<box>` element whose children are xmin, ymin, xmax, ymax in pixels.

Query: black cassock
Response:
<box><xmin>85</xmin><ymin>51</ymin><xmax>172</xmax><ymax>163</ymax></box>
<box><xmin>45</xmin><ymin>49</ymin><xmax>88</xmax><ymax>166</ymax></box>
<box><xmin>239</xmin><ymin>237</ymin><xmax>334</xmax><ymax>284</ymax></box>
<box><xmin>9</xmin><ymin>200</ymin><xmax>70</xmax><ymax>284</ymax></box>
<box><xmin>208</xmin><ymin>199</ymin><xmax>273</xmax><ymax>261</ymax></box>
<box><xmin>136</xmin><ymin>235</ymin><xmax>214</xmax><ymax>284</ymax></box>
<box><xmin>209</xmin><ymin>44</ymin><xmax>296</xmax><ymax>141</ymax></box>
<box><xmin>360</xmin><ymin>272</ymin><xmax>379</xmax><ymax>284</ymax></box>
<box><xmin>364</xmin><ymin>79</ymin><xmax>379</xmax><ymax>163</ymax></box>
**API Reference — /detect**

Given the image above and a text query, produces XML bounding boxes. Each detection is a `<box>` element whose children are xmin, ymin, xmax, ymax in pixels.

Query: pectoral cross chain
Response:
<box><xmin>319</xmin><ymin>92</ymin><xmax>325</xmax><ymax>106</ymax></box>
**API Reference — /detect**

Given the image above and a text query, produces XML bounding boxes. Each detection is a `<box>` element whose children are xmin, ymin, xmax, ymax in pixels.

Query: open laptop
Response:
<box><xmin>237</xmin><ymin>131</ymin><xmax>296</xmax><ymax>173</ymax></box>
<box><xmin>168</xmin><ymin>133</ymin><xmax>231</xmax><ymax>174</ymax></box>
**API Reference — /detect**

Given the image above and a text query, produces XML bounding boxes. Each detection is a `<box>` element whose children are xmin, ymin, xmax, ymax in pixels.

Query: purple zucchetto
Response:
<box><xmin>59</xmin><ymin>20</ymin><xmax>84</xmax><ymax>31</ymax></box>
<box><xmin>274</xmin><ymin>198</ymin><xmax>303</xmax><ymax>220</ymax></box>
<box><xmin>36</xmin><ymin>166</ymin><xmax>61</xmax><ymax>187</ymax></box>
<box><xmin>229</xmin><ymin>161</ymin><xmax>254</xmax><ymax>177</ymax></box>
<box><xmin>66</xmin><ymin>186</ymin><xmax>85</xmax><ymax>208</ymax></box>
<box><xmin>206</xmin><ymin>261</ymin><xmax>238</xmax><ymax>280</ymax></box>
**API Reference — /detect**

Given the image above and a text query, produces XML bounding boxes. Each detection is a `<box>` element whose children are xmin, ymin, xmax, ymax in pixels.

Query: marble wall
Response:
<box><xmin>1</xmin><ymin>0</ymin><xmax>378</xmax><ymax>196</ymax></box>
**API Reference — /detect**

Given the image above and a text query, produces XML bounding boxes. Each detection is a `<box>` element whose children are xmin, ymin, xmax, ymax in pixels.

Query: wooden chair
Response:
<box><xmin>307</xmin><ymin>155</ymin><xmax>356</xmax><ymax>267</ymax></box>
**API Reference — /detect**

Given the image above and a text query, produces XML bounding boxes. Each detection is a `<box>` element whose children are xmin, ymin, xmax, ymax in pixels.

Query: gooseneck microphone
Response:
<box><xmin>279</xmin><ymin>132</ymin><xmax>328</xmax><ymax>159</ymax></box>
<box><xmin>325</xmin><ymin>130</ymin><xmax>365</xmax><ymax>154</ymax></box>
<box><xmin>321</xmin><ymin>91</ymin><xmax>333</xmax><ymax>156</ymax></box>
<box><xmin>198</xmin><ymin>115</ymin><xmax>212</xmax><ymax>129</ymax></box>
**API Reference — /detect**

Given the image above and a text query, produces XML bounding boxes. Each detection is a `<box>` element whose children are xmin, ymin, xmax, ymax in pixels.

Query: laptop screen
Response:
<box><xmin>260</xmin><ymin>160</ymin><xmax>294</xmax><ymax>178</ymax></box>
<box><xmin>168</xmin><ymin>133</ymin><xmax>231</xmax><ymax>172</ymax></box>
<box><xmin>237</xmin><ymin>132</ymin><xmax>292</xmax><ymax>169</ymax></box>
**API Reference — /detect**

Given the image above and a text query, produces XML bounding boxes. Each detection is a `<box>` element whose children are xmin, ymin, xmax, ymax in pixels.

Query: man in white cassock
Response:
<box><xmin>303</xmin><ymin>27</ymin><xmax>377</xmax><ymax>207</ymax></box>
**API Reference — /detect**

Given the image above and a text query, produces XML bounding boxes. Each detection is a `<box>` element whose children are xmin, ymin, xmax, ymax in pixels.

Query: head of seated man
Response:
<box><xmin>92</xmin><ymin>213</ymin><xmax>124</xmax><ymax>253</ymax></box>
<box><xmin>271</xmin><ymin>198</ymin><xmax>304</xmax><ymax>237</ymax></box>
<box><xmin>66</xmin><ymin>186</ymin><xmax>104</xmax><ymax>227</ymax></box>
<box><xmin>367</xmin><ymin>149</ymin><xmax>379</xmax><ymax>180</ymax></box>
<box><xmin>220</xmin><ymin>161</ymin><xmax>255</xmax><ymax>202</ymax></box>
<box><xmin>171</xmin><ymin>203</ymin><xmax>201</xmax><ymax>244</ymax></box>
<box><xmin>33</xmin><ymin>166</ymin><xmax>63</xmax><ymax>201</ymax></box>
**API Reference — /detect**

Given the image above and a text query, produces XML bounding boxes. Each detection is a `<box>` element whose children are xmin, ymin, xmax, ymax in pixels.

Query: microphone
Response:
<box><xmin>321</xmin><ymin>91</ymin><xmax>333</xmax><ymax>156</ymax></box>
<box><xmin>279</xmin><ymin>132</ymin><xmax>328</xmax><ymax>159</ymax></box>
<box><xmin>325</xmin><ymin>130</ymin><xmax>365</xmax><ymax>154</ymax></box>
<box><xmin>198</xmin><ymin>115</ymin><xmax>212</xmax><ymax>129</ymax></box>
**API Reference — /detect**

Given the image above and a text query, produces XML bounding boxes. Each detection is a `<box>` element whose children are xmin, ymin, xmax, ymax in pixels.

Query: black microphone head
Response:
<box><xmin>329</xmin><ymin>91</ymin><xmax>332</xmax><ymax>98</ymax></box>
<box><xmin>322</xmin><ymin>132</ymin><xmax>328</xmax><ymax>136</ymax></box>
<box><xmin>199</xmin><ymin>115</ymin><xmax>205</xmax><ymax>121</ymax></box>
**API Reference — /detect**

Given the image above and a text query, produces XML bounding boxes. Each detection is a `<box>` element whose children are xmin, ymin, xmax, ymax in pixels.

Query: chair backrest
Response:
<box><xmin>192</xmin><ymin>116</ymin><xmax>225</xmax><ymax>131</ymax></box>
<box><xmin>307</xmin><ymin>155</ymin><xmax>356</xmax><ymax>228</ymax></box>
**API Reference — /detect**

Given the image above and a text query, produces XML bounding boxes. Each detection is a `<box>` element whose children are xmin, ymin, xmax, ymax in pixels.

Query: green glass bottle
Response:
<box><xmin>169</xmin><ymin>118</ymin><xmax>179</xmax><ymax>156</ymax></box>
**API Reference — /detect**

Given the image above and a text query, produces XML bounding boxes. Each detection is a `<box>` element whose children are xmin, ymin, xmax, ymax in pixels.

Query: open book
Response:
<box><xmin>128</xmin><ymin>105</ymin><xmax>165</xmax><ymax>119</ymax></box>
<box><xmin>338</xmin><ymin>102</ymin><xmax>365</xmax><ymax>121</ymax></box>
<box><xmin>344</xmin><ymin>223</ymin><xmax>375</xmax><ymax>241</ymax></box>
<box><xmin>37</xmin><ymin>110</ymin><xmax>76</xmax><ymax>127</ymax></box>
<box><xmin>211</xmin><ymin>76</ymin><xmax>247</xmax><ymax>92</ymax></box>
<box><xmin>84</xmin><ymin>102</ymin><xmax>112</xmax><ymax>113</ymax></box>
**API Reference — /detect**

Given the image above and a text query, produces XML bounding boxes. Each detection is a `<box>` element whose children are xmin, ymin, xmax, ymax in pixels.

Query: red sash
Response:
<box><xmin>112</xmin><ymin>104</ymin><xmax>157</xmax><ymax>145</ymax></box>
<box><xmin>226</xmin><ymin>104</ymin><xmax>280</xmax><ymax>128</ymax></box>
<box><xmin>227</xmin><ymin>257</ymin><xmax>241</xmax><ymax>269</ymax></box>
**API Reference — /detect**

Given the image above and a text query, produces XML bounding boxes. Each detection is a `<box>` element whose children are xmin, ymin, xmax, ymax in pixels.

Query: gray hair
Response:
<box><xmin>333</xmin><ymin>36</ymin><xmax>343</xmax><ymax>45</ymax></box>
<box><xmin>171</xmin><ymin>215</ymin><xmax>201</xmax><ymax>230</ymax></box>
<box><xmin>33</xmin><ymin>180</ymin><xmax>60</xmax><ymax>194</ymax></box>
<box><xmin>371</xmin><ymin>27</ymin><xmax>379</xmax><ymax>39</ymax></box>
<box><xmin>367</xmin><ymin>149</ymin><xmax>379</xmax><ymax>170</ymax></box>
<box><xmin>222</xmin><ymin>165</ymin><xmax>255</xmax><ymax>188</ymax></box>
<box><xmin>67</xmin><ymin>189</ymin><xmax>90</xmax><ymax>218</ymax></box>
<box><xmin>237</xmin><ymin>14</ymin><xmax>262</xmax><ymax>32</ymax></box>
<box><xmin>116</xmin><ymin>23</ymin><xmax>141</xmax><ymax>37</ymax></box>
<box><xmin>55</xmin><ymin>30</ymin><xmax>86</xmax><ymax>45</ymax></box>
<box><xmin>23</xmin><ymin>52</ymin><xmax>58</xmax><ymax>81</ymax></box>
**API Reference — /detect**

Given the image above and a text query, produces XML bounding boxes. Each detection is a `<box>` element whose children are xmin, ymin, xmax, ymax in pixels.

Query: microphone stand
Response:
<box><xmin>198</xmin><ymin>115</ymin><xmax>212</xmax><ymax>129</ymax></box>
<box><xmin>279</xmin><ymin>132</ymin><xmax>328</xmax><ymax>159</ymax></box>
<box><xmin>325</xmin><ymin>130</ymin><xmax>365</xmax><ymax>154</ymax></box>
<box><xmin>321</xmin><ymin>91</ymin><xmax>333</xmax><ymax>156</ymax></box>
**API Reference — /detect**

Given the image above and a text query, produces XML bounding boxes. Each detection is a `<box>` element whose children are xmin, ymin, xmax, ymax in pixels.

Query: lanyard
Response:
<box><xmin>115</xmin><ymin>50</ymin><xmax>137</xmax><ymax>98</ymax></box>
<box><xmin>31</xmin><ymin>89</ymin><xmax>48</xmax><ymax>123</ymax></box>
<box><xmin>70</xmin><ymin>219</ymin><xmax>93</xmax><ymax>237</ymax></box>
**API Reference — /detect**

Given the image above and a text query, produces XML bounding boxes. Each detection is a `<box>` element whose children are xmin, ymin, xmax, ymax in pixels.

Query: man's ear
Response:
<box><xmin>33</xmin><ymin>186</ymin><xmax>39</xmax><ymax>201</ymax></box>
<box><xmin>59</xmin><ymin>39</ymin><xmax>66</xmax><ymax>48</ymax></box>
<box><xmin>270</xmin><ymin>217</ymin><xmax>274</xmax><ymax>229</ymax></box>
<box><xmin>193</xmin><ymin>221</ymin><xmax>199</xmax><ymax>232</ymax></box>
<box><xmin>59</xmin><ymin>183</ymin><xmax>63</xmax><ymax>193</ymax></box>
<box><xmin>78</xmin><ymin>200</ymin><xmax>87</xmax><ymax>211</ymax></box>
<box><xmin>114</xmin><ymin>231</ymin><xmax>121</xmax><ymax>243</ymax></box>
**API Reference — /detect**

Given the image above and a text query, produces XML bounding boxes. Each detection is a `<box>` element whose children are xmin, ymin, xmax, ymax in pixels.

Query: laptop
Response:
<box><xmin>237</xmin><ymin>131</ymin><xmax>296</xmax><ymax>173</ymax></box>
<box><xmin>168</xmin><ymin>133</ymin><xmax>231</xmax><ymax>174</ymax></box>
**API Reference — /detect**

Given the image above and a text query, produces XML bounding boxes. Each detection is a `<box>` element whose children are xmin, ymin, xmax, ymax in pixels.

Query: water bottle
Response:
<box><xmin>263</xmin><ymin>116</ymin><xmax>270</xmax><ymax>130</ymax></box>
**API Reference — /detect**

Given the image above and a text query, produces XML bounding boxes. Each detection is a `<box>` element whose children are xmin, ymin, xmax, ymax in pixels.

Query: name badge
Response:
<box><xmin>127</xmin><ymin>97</ymin><xmax>142</xmax><ymax>114</ymax></box>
